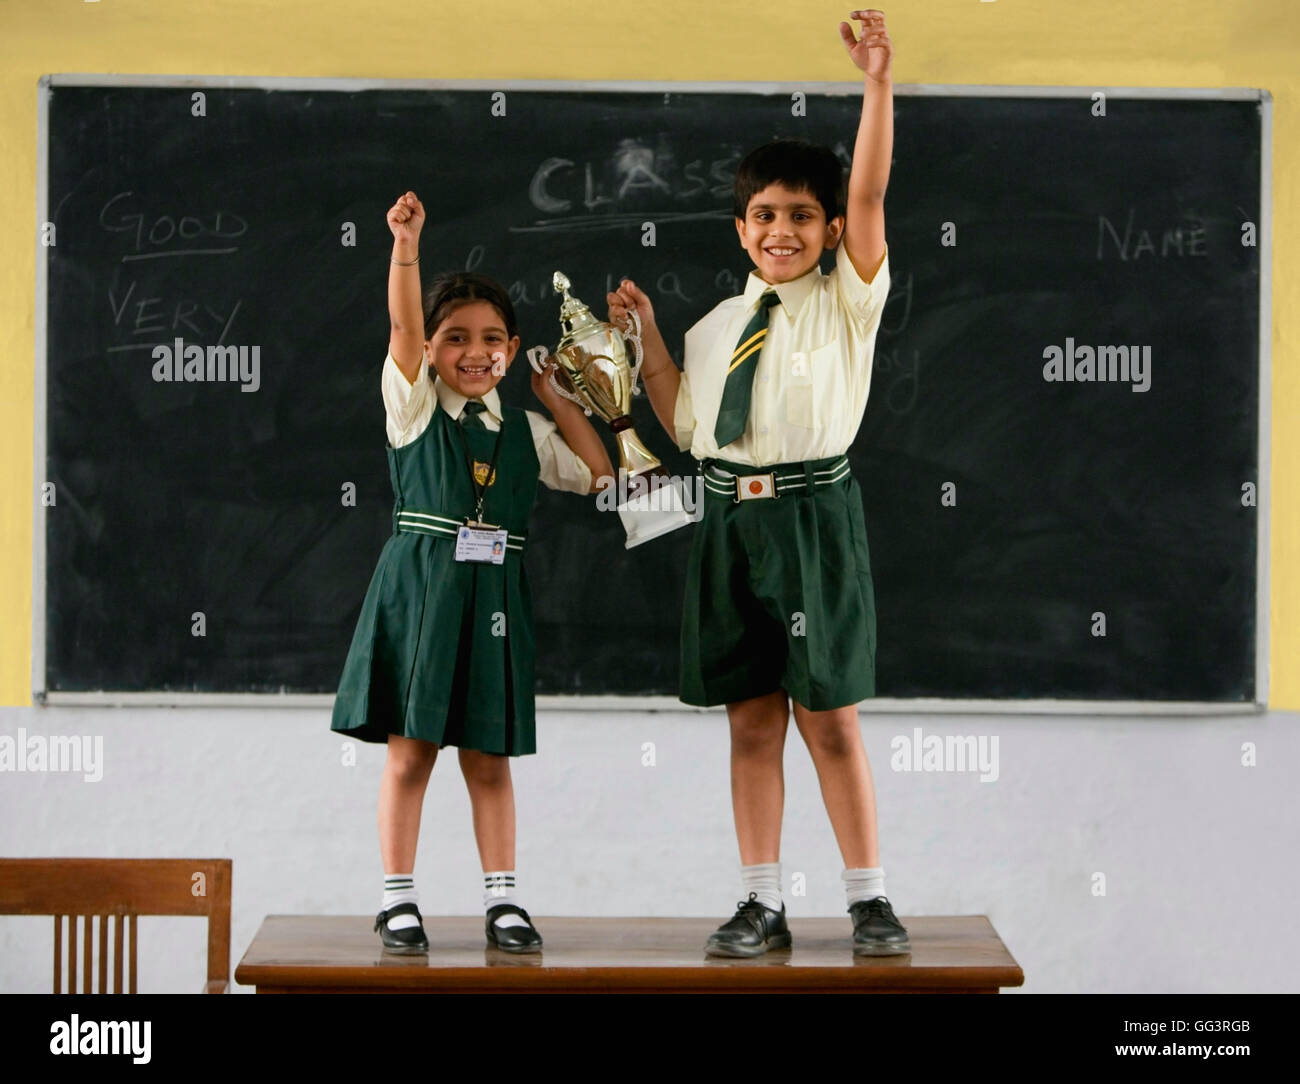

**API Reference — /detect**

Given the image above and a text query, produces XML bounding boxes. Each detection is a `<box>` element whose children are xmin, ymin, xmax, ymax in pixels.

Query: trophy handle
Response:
<box><xmin>531</xmin><ymin>343</ymin><xmax>593</xmax><ymax>415</ymax></box>
<box><xmin>547</xmin><ymin>365</ymin><xmax>593</xmax><ymax>416</ymax></box>
<box><xmin>526</xmin><ymin>345</ymin><xmax>550</xmax><ymax>374</ymax></box>
<box><xmin>619</xmin><ymin>309</ymin><xmax>645</xmax><ymax>398</ymax></box>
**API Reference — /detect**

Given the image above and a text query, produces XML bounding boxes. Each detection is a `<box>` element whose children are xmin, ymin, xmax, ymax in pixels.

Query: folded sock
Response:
<box><xmin>381</xmin><ymin>873</ymin><xmax>420</xmax><ymax>931</ymax></box>
<box><xmin>741</xmin><ymin>862</ymin><xmax>782</xmax><ymax>911</ymax></box>
<box><xmin>484</xmin><ymin>870</ymin><xmax>528</xmax><ymax>929</ymax></box>
<box><xmin>843</xmin><ymin>866</ymin><xmax>886</xmax><ymax>906</ymax></box>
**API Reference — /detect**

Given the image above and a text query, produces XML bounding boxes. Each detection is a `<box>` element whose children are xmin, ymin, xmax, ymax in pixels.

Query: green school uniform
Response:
<box><xmin>330</xmin><ymin>402</ymin><xmax>542</xmax><ymax>755</ymax></box>
<box><xmin>673</xmin><ymin>244</ymin><xmax>893</xmax><ymax>712</ymax></box>
<box><xmin>679</xmin><ymin>453</ymin><xmax>877</xmax><ymax>711</ymax></box>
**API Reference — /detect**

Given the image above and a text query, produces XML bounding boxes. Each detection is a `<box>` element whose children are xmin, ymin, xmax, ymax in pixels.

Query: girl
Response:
<box><xmin>331</xmin><ymin>191</ymin><xmax>613</xmax><ymax>954</ymax></box>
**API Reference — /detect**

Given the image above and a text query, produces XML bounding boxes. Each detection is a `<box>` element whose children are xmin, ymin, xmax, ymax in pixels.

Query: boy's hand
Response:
<box><xmin>840</xmin><ymin>9</ymin><xmax>892</xmax><ymax>83</ymax></box>
<box><xmin>607</xmin><ymin>279</ymin><xmax>657</xmax><ymax>333</ymax></box>
<box><xmin>387</xmin><ymin>191</ymin><xmax>425</xmax><ymax>244</ymax></box>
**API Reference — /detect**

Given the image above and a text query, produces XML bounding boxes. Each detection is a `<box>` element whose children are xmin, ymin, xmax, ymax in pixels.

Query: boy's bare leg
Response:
<box><xmin>458</xmin><ymin>748</ymin><xmax>516</xmax><ymax>871</ymax></box>
<box><xmin>727</xmin><ymin>689</ymin><xmax>791</xmax><ymax>865</ymax></box>
<box><xmin>378</xmin><ymin>735</ymin><xmax>439</xmax><ymax>873</ymax></box>
<box><xmin>791</xmin><ymin>701</ymin><xmax>879</xmax><ymax>868</ymax></box>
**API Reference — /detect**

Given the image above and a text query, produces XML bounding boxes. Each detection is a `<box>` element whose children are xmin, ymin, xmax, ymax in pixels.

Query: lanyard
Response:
<box><xmin>453</xmin><ymin>406</ymin><xmax>504</xmax><ymax>527</ymax></box>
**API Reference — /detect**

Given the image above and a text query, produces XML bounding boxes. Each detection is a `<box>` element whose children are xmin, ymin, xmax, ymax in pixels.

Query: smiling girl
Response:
<box><xmin>331</xmin><ymin>191</ymin><xmax>612</xmax><ymax>955</ymax></box>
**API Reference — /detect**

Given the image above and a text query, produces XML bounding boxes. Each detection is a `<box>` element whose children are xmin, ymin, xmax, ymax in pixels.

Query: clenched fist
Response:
<box><xmin>607</xmin><ymin>278</ymin><xmax>657</xmax><ymax>332</ymax></box>
<box><xmin>387</xmin><ymin>191</ymin><xmax>425</xmax><ymax>244</ymax></box>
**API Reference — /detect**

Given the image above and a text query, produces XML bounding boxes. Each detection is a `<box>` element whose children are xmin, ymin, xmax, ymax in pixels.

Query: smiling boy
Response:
<box><xmin>608</xmin><ymin>10</ymin><xmax>906</xmax><ymax>955</ymax></box>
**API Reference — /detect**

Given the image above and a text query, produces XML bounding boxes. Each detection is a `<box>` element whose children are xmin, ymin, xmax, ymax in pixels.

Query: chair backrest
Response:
<box><xmin>0</xmin><ymin>858</ymin><xmax>231</xmax><ymax>993</ymax></box>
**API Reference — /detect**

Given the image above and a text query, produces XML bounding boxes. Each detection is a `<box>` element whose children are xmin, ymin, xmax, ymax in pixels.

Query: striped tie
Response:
<box><xmin>460</xmin><ymin>400</ymin><xmax>488</xmax><ymax>429</ymax></box>
<box><xmin>713</xmin><ymin>290</ymin><xmax>780</xmax><ymax>448</ymax></box>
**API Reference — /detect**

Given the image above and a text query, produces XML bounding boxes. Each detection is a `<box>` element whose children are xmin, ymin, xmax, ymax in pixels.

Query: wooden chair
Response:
<box><xmin>0</xmin><ymin>858</ymin><xmax>231</xmax><ymax>993</ymax></box>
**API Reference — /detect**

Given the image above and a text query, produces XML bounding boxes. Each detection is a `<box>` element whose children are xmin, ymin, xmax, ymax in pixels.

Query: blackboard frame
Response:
<box><xmin>32</xmin><ymin>74</ymin><xmax>1272</xmax><ymax>713</ymax></box>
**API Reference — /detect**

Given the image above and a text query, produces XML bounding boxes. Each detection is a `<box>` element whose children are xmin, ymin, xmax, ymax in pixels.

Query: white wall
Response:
<box><xmin>1</xmin><ymin>703</ymin><xmax>1296</xmax><ymax>993</ymax></box>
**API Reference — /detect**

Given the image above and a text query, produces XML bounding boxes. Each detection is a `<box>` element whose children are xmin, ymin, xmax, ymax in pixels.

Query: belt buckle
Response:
<box><xmin>733</xmin><ymin>472</ymin><xmax>778</xmax><ymax>502</ymax></box>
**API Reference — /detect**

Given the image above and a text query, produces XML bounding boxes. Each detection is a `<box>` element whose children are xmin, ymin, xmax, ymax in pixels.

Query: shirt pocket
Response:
<box><xmin>784</xmin><ymin>342</ymin><xmax>837</xmax><ymax>429</ymax></box>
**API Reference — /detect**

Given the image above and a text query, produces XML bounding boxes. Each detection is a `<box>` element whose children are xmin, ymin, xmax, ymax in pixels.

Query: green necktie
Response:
<box><xmin>713</xmin><ymin>290</ymin><xmax>781</xmax><ymax>448</ymax></box>
<box><xmin>460</xmin><ymin>400</ymin><xmax>488</xmax><ymax>429</ymax></box>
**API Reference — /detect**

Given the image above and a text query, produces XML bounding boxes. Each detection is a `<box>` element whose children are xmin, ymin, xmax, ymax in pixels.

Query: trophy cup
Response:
<box><xmin>529</xmin><ymin>271</ymin><xmax>693</xmax><ymax>548</ymax></box>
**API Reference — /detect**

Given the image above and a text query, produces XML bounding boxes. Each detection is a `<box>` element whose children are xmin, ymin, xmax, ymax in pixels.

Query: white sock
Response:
<box><xmin>381</xmin><ymin>873</ymin><xmax>420</xmax><ymax>931</ymax></box>
<box><xmin>740</xmin><ymin>862</ymin><xmax>782</xmax><ymax>911</ymax></box>
<box><xmin>484</xmin><ymin>870</ymin><xmax>528</xmax><ymax>929</ymax></box>
<box><xmin>843</xmin><ymin>866</ymin><xmax>886</xmax><ymax>906</ymax></box>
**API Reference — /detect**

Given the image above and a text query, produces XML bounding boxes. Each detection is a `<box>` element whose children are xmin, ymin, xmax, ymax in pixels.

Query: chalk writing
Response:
<box><xmin>1097</xmin><ymin>208</ymin><xmax>1207</xmax><ymax>261</ymax></box>
<box><xmin>99</xmin><ymin>191</ymin><xmax>247</xmax><ymax>260</ymax></box>
<box><xmin>514</xmin><ymin>138</ymin><xmax>742</xmax><ymax>233</ymax></box>
<box><xmin>105</xmin><ymin>282</ymin><xmax>242</xmax><ymax>351</ymax></box>
<box><xmin>873</xmin><ymin>346</ymin><xmax>920</xmax><ymax>416</ymax></box>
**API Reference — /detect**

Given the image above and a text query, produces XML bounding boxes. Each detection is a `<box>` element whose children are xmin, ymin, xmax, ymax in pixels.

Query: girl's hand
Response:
<box><xmin>387</xmin><ymin>191</ymin><xmax>425</xmax><ymax>243</ymax></box>
<box><xmin>840</xmin><ymin>10</ymin><xmax>892</xmax><ymax>83</ymax></box>
<box><xmin>530</xmin><ymin>356</ymin><xmax>566</xmax><ymax>407</ymax></box>
<box><xmin>607</xmin><ymin>278</ymin><xmax>657</xmax><ymax>332</ymax></box>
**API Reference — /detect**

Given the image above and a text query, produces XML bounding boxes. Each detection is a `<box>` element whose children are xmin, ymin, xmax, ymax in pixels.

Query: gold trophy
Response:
<box><xmin>529</xmin><ymin>271</ymin><xmax>693</xmax><ymax>548</ymax></box>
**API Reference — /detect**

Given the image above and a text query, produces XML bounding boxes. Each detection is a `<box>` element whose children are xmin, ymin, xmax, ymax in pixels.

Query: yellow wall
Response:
<box><xmin>1</xmin><ymin>0</ymin><xmax>1295</xmax><ymax>706</ymax></box>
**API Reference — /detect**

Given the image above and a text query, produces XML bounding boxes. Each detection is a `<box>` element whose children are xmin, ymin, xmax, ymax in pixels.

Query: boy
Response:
<box><xmin>607</xmin><ymin>10</ymin><xmax>905</xmax><ymax>955</ymax></box>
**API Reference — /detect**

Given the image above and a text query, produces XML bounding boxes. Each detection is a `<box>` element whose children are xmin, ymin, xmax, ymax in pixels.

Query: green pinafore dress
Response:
<box><xmin>330</xmin><ymin>400</ymin><xmax>542</xmax><ymax>755</ymax></box>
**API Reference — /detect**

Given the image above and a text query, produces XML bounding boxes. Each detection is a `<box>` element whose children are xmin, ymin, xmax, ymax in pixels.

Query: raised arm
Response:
<box><xmin>387</xmin><ymin>191</ymin><xmax>426</xmax><ymax>384</ymax></box>
<box><xmin>839</xmin><ymin>10</ymin><xmax>894</xmax><ymax>284</ymax></box>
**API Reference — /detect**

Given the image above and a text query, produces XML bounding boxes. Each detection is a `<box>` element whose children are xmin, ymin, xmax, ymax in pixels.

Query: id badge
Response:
<box><xmin>455</xmin><ymin>524</ymin><xmax>508</xmax><ymax>564</ymax></box>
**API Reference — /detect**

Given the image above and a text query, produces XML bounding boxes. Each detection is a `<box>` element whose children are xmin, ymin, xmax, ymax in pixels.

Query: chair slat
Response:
<box><xmin>113</xmin><ymin>915</ymin><xmax>124</xmax><ymax>993</ymax></box>
<box><xmin>128</xmin><ymin>914</ymin><xmax>137</xmax><ymax>994</ymax></box>
<box><xmin>98</xmin><ymin>914</ymin><xmax>108</xmax><ymax>993</ymax></box>
<box><xmin>0</xmin><ymin>859</ymin><xmax>232</xmax><ymax>994</ymax></box>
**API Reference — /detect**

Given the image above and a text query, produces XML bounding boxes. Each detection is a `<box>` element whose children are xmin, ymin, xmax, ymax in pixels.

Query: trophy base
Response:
<box><xmin>614</xmin><ymin>423</ymin><xmax>663</xmax><ymax>478</ymax></box>
<box><xmin>616</xmin><ymin>474</ymin><xmax>695</xmax><ymax>549</ymax></box>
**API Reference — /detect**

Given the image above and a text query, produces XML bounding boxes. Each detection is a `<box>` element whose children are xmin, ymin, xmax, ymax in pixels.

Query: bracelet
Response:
<box><xmin>390</xmin><ymin>254</ymin><xmax>419</xmax><ymax>266</ymax></box>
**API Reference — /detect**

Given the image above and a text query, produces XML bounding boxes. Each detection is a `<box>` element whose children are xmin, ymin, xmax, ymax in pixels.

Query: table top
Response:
<box><xmin>235</xmin><ymin>914</ymin><xmax>1024</xmax><ymax>992</ymax></box>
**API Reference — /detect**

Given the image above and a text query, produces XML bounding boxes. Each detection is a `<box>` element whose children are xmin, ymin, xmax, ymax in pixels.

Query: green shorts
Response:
<box><xmin>679</xmin><ymin>454</ymin><xmax>877</xmax><ymax>710</ymax></box>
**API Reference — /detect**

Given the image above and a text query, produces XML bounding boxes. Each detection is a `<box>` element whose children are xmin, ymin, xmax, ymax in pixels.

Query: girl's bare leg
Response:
<box><xmin>378</xmin><ymin>735</ymin><xmax>439</xmax><ymax>873</ymax></box>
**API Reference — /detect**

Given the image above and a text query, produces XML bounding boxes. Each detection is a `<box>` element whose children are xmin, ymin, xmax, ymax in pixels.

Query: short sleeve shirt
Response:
<box><xmin>673</xmin><ymin>241</ymin><xmax>890</xmax><ymax>465</ymax></box>
<box><xmin>381</xmin><ymin>352</ymin><xmax>593</xmax><ymax>494</ymax></box>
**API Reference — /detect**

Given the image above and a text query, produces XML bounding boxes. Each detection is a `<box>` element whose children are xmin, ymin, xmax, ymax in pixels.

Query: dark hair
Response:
<box><xmin>732</xmin><ymin>139</ymin><xmax>846</xmax><ymax>221</ymax></box>
<box><xmin>421</xmin><ymin>271</ymin><xmax>518</xmax><ymax>341</ymax></box>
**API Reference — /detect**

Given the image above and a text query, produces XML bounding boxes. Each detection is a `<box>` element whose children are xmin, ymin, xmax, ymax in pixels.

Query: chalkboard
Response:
<box><xmin>36</xmin><ymin>79</ymin><xmax>1265</xmax><ymax>703</ymax></box>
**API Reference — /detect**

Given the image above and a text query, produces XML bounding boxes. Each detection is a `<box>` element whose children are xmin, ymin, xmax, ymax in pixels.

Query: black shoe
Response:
<box><xmin>374</xmin><ymin>902</ymin><xmax>428</xmax><ymax>954</ymax></box>
<box><xmin>485</xmin><ymin>903</ymin><xmax>543</xmax><ymax>953</ymax></box>
<box><xmin>704</xmin><ymin>891</ymin><xmax>792</xmax><ymax>957</ymax></box>
<box><xmin>849</xmin><ymin>896</ymin><xmax>911</xmax><ymax>956</ymax></box>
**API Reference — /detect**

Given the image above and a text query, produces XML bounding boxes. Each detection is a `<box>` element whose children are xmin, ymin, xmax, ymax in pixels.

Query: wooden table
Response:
<box><xmin>235</xmin><ymin>915</ymin><xmax>1023</xmax><ymax>993</ymax></box>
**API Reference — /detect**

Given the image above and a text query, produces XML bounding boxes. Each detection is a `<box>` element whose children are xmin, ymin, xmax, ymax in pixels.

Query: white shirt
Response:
<box><xmin>381</xmin><ymin>352</ymin><xmax>593</xmax><ymax>495</ymax></box>
<box><xmin>673</xmin><ymin>241</ymin><xmax>890</xmax><ymax>464</ymax></box>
